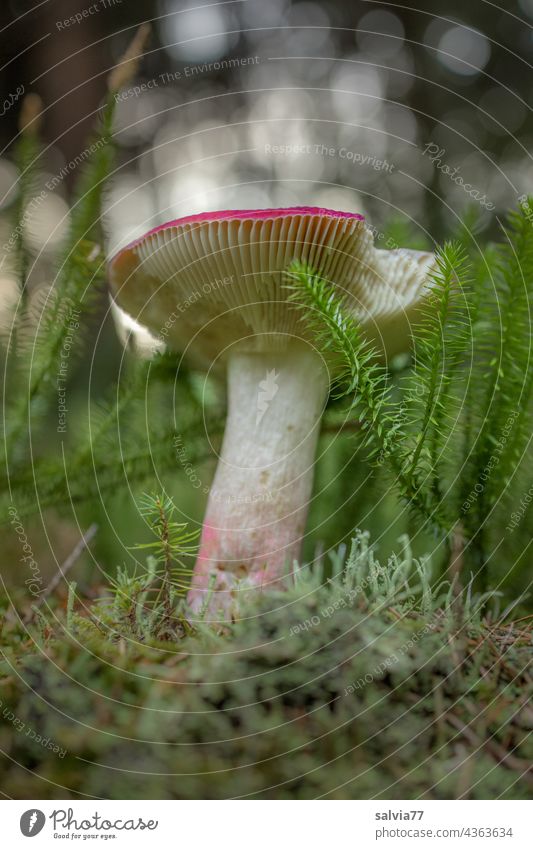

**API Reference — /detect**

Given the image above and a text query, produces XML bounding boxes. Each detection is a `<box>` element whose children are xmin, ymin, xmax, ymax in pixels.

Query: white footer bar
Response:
<box><xmin>3</xmin><ymin>799</ymin><xmax>531</xmax><ymax>848</ymax></box>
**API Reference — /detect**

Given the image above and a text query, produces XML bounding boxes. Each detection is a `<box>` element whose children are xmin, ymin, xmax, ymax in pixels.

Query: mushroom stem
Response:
<box><xmin>187</xmin><ymin>344</ymin><xmax>329</xmax><ymax>618</ymax></box>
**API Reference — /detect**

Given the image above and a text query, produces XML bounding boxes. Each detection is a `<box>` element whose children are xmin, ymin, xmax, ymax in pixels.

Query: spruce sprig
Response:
<box><xmin>466</xmin><ymin>204</ymin><xmax>533</xmax><ymax>500</ymax></box>
<box><xmin>285</xmin><ymin>249</ymin><xmax>472</xmax><ymax>535</ymax></box>
<box><xmin>9</xmin><ymin>94</ymin><xmax>44</xmax><ymax>293</ymax></box>
<box><xmin>133</xmin><ymin>492</ymin><xmax>198</xmax><ymax>614</ymax></box>
<box><xmin>457</xmin><ymin>202</ymin><xmax>533</xmax><ymax>581</ymax></box>
<box><xmin>285</xmin><ymin>260</ymin><xmax>402</xmax><ymax>458</ymax></box>
<box><xmin>401</xmin><ymin>242</ymin><xmax>472</xmax><ymax>483</ymax></box>
<box><xmin>3</xmin><ymin>27</ymin><xmax>151</xmax><ymax>468</ymax></box>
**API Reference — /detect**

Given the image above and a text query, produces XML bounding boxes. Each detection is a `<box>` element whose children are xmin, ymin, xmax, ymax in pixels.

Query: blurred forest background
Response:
<box><xmin>1</xmin><ymin>0</ymin><xmax>533</xmax><ymax>596</ymax></box>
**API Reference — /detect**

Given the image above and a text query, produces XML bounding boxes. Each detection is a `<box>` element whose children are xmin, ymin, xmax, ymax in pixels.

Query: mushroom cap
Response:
<box><xmin>108</xmin><ymin>206</ymin><xmax>434</xmax><ymax>366</ymax></box>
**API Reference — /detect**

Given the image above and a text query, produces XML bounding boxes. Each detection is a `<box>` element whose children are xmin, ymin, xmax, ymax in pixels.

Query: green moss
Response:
<box><xmin>1</xmin><ymin>547</ymin><xmax>531</xmax><ymax>799</ymax></box>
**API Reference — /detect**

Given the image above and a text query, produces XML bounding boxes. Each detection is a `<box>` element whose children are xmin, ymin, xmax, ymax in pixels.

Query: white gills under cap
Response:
<box><xmin>109</xmin><ymin>207</ymin><xmax>434</xmax><ymax>366</ymax></box>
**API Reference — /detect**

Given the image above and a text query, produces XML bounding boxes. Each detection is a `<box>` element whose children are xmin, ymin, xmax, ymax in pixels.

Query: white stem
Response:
<box><xmin>188</xmin><ymin>345</ymin><xmax>329</xmax><ymax>618</ymax></box>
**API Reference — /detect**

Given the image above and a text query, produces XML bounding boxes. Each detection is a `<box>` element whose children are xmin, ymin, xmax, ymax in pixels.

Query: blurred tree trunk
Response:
<box><xmin>32</xmin><ymin>0</ymin><xmax>106</xmax><ymax>173</ymax></box>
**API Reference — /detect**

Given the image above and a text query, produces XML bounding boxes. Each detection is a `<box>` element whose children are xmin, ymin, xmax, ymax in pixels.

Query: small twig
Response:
<box><xmin>448</xmin><ymin>522</ymin><xmax>465</xmax><ymax>593</ymax></box>
<box><xmin>18</xmin><ymin>92</ymin><xmax>43</xmax><ymax>135</ymax></box>
<box><xmin>320</xmin><ymin>420</ymin><xmax>362</xmax><ymax>435</ymax></box>
<box><xmin>313</xmin><ymin>540</ymin><xmax>325</xmax><ymax>577</ymax></box>
<box><xmin>507</xmin><ymin>614</ymin><xmax>533</xmax><ymax>625</ymax></box>
<box><xmin>108</xmin><ymin>23</ymin><xmax>151</xmax><ymax>93</ymax></box>
<box><xmin>447</xmin><ymin>713</ymin><xmax>533</xmax><ymax>779</ymax></box>
<box><xmin>23</xmin><ymin>523</ymin><xmax>98</xmax><ymax>624</ymax></box>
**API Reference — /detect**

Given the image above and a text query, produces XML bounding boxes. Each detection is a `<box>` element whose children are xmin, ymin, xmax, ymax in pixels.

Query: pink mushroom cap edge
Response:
<box><xmin>112</xmin><ymin>206</ymin><xmax>365</xmax><ymax>257</ymax></box>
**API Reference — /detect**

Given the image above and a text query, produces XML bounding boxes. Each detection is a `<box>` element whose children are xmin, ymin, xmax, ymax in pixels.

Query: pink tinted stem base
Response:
<box><xmin>187</xmin><ymin>346</ymin><xmax>329</xmax><ymax>621</ymax></box>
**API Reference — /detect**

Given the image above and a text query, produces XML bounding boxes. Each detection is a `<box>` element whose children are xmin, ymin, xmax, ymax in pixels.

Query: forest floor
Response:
<box><xmin>1</xmin><ymin>559</ymin><xmax>531</xmax><ymax>800</ymax></box>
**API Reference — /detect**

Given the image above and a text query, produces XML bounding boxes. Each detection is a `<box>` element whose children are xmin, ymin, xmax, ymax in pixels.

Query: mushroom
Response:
<box><xmin>109</xmin><ymin>207</ymin><xmax>434</xmax><ymax>619</ymax></box>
